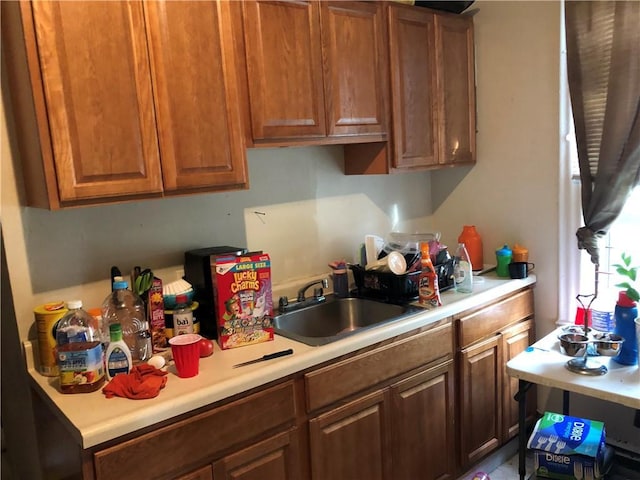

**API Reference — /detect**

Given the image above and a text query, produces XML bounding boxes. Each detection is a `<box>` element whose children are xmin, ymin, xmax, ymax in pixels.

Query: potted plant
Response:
<box><xmin>611</xmin><ymin>252</ymin><xmax>639</xmax><ymax>365</ymax></box>
<box><xmin>613</xmin><ymin>252</ymin><xmax>639</xmax><ymax>302</ymax></box>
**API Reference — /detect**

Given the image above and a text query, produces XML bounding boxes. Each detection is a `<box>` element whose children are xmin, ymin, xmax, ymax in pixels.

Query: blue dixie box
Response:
<box><xmin>527</xmin><ymin>412</ymin><xmax>610</xmax><ymax>480</ymax></box>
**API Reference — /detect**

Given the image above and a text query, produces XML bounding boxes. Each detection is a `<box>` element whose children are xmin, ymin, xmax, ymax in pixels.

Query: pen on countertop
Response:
<box><xmin>526</xmin><ymin>346</ymin><xmax>549</xmax><ymax>353</ymax></box>
<box><xmin>232</xmin><ymin>349</ymin><xmax>294</xmax><ymax>368</ymax></box>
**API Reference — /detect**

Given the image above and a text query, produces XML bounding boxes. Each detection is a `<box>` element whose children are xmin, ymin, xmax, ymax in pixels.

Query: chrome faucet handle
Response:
<box><xmin>278</xmin><ymin>296</ymin><xmax>289</xmax><ymax>309</ymax></box>
<box><xmin>297</xmin><ymin>278</ymin><xmax>329</xmax><ymax>302</ymax></box>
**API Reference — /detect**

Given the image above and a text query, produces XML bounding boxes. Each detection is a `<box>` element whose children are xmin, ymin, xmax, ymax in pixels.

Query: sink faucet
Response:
<box><xmin>297</xmin><ymin>278</ymin><xmax>329</xmax><ymax>302</ymax></box>
<box><xmin>278</xmin><ymin>278</ymin><xmax>329</xmax><ymax>313</ymax></box>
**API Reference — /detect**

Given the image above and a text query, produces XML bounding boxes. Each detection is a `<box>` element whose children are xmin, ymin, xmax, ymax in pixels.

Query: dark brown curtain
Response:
<box><xmin>565</xmin><ymin>1</ymin><xmax>640</xmax><ymax>266</ymax></box>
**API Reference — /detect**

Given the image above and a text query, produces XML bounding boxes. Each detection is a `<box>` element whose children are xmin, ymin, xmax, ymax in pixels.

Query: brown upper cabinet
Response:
<box><xmin>345</xmin><ymin>3</ymin><xmax>475</xmax><ymax>174</ymax></box>
<box><xmin>144</xmin><ymin>1</ymin><xmax>248</xmax><ymax>194</ymax></box>
<box><xmin>435</xmin><ymin>12</ymin><xmax>476</xmax><ymax>166</ymax></box>
<box><xmin>3</xmin><ymin>0</ymin><xmax>247</xmax><ymax>209</ymax></box>
<box><xmin>3</xmin><ymin>0</ymin><xmax>477</xmax><ymax>210</ymax></box>
<box><xmin>240</xmin><ymin>1</ymin><xmax>389</xmax><ymax>146</ymax></box>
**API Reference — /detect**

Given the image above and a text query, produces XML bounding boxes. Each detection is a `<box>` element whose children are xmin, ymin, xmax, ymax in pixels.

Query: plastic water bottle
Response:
<box><xmin>454</xmin><ymin>243</ymin><xmax>473</xmax><ymax>293</ymax></box>
<box><xmin>55</xmin><ymin>300</ymin><xmax>105</xmax><ymax>393</ymax></box>
<box><xmin>588</xmin><ymin>290</ymin><xmax>616</xmax><ymax>333</ymax></box>
<box><xmin>55</xmin><ymin>300</ymin><xmax>99</xmax><ymax>345</ymax></box>
<box><xmin>101</xmin><ymin>280</ymin><xmax>146</xmax><ymax>361</ymax></box>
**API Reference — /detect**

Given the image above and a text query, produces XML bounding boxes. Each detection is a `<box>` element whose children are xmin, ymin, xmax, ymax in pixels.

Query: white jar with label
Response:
<box><xmin>173</xmin><ymin>294</ymin><xmax>194</xmax><ymax>335</ymax></box>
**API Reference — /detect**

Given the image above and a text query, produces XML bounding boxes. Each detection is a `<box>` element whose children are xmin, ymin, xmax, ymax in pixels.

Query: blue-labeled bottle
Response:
<box><xmin>612</xmin><ymin>292</ymin><xmax>638</xmax><ymax>366</ymax></box>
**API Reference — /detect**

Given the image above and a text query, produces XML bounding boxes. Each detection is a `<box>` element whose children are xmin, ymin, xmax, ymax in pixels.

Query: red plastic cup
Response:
<box><xmin>169</xmin><ymin>334</ymin><xmax>202</xmax><ymax>378</ymax></box>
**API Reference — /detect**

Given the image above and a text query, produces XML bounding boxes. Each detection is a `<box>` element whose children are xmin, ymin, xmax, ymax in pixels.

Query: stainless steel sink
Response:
<box><xmin>272</xmin><ymin>296</ymin><xmax>418</xmax><ymax>346</ymax></box>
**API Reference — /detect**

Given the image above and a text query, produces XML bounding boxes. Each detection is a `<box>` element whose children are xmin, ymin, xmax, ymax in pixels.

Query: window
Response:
<box><xmin>560</xmin><ymin>6</ymin><xmax>640</xmax><ymax>322</ymax></box>
<box><xmin>579</xmin><ymin>188</ymin><xmax>640</xmax><ymax>297</ymax></box>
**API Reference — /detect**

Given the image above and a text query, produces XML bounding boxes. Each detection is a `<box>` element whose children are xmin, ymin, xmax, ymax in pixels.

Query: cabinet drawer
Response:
<box><xmin>457</xmin><ymin>289</ymin><xmax>534</xmax><ymax>348</ymax></box>
<box><xmin>94</xmin><ymin>381</ymin><xmax>297</xmax><ymax>480</ymax></box>
<box><xmin>305</xmin><ymin>321</ymin><xmax>452</xmax><ymax>412</ymax></box>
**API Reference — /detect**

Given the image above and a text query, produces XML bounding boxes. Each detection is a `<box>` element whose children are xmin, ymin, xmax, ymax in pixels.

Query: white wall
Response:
<box><xmin>432</xmin><ymin>0</ymin><xmax>561</xmax><ymax>339</ymax></box>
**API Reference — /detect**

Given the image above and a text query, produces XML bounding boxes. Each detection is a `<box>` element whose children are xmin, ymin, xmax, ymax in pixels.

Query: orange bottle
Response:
<box><xmin>458</xmin><ymin>226</ymin><xmax>483</xmax><ymax>271</ymax></box>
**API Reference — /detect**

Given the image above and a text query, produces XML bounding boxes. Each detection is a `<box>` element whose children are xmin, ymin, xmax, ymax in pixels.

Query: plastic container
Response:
<box><xmin>57</xmin><ymin>341</ymin><xmax>105</xmax><ymax>393</ymax></box>
<box><xmin>418</xmin><ymin>242</ymin><xmax>441</xmax><ymax>306</ymax></box>
<box><xmin>495</xmin><ymin>244</ymin><xmax>512</xmax><ymax>278</ymax></box>
<box><xmin>367</xmin><ymin>251</ymin><xmax>407</xmax><ymax>275</ymax></box>
<box><xmin>55</xmin><ymin>300</ymin><xmax>105</xmax><ymax>393</ymax></box>
<box><xmin>101</xmin><ymin>281</ymin><xmax>146</xmax><ymax>361</ymax></box>
<box><xmin>172</xmin><ymin>294</ymin><xmax>195</xmax><ymax>335</ymax></box>
<box><xmin>136</xmin><ymin>321</ymin><xmax>153</xmax><ymax>361</ymax></box>
<box><xmin>164</xmin><ymin>302</ymin><xmax>201</xmax><ymax>339</ymax></box>
<box><xmin>332</xmin><ymin>266</ymin><xmax>349</xmax><ymax>298</ymax></box>
<box><xmin>105</xmin><ymin>323</ymin><xmax>132</xmax><ymax>380</ymax></box>
<box><xmin>453</xmin><ymin>243</ymin><xmax>473</xmax><ymax>293</ymax></box>
<box><xmin>458</xmin><ymin>226</ymin><xmax>483</xmax><ymax>271</ymax></box>
<box><xmin>588</xmin><ymin>291</ymin><xmax>616</xmax><ymax>333</ymax></box>
<box><xmin>511</xmin><ymin>244</ymin><xmax>529</xmax><ymax>263</ymax></box>
<box><xmin>169</xmin><ymin>333</ymin><xmax>202</xmax><ymax>378</ymax></box>
<box><xmin>378</xmin><ymin>232</ymin><xmax>440</xmax><ymax>271</ymax></box>
<box><xmin>55</xmin><ymin>300</ymin><xmax>99</xmax><ymax>345</ymax></box>
<box><xmin>34</xmin><ymin>301</ymin><xmax>68</xmax><ymax>377</ymax></box>
<box><xmin>612</xmin><ymin>292</ymin><xmax>638</xmax><ymax>366</ymax></box>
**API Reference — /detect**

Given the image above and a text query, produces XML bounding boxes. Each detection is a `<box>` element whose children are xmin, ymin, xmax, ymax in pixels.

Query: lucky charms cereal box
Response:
<box><xmin>214</xmin><ymin>253</ymin><xmax>274</xmax><ymax>349</ymax></box>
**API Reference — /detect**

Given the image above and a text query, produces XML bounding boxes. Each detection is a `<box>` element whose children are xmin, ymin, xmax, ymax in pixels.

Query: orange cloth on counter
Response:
<box><xmin>102</xmin><ymin>364</ymin><xmax>168</xmax><ymax>400</ymax></box>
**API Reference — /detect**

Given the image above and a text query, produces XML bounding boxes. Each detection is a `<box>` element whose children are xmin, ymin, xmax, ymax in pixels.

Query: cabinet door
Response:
<box><xmin>435</xmin><ymin>13</ymin><xmax>476</xmax><ymax>165</ymax></box>
<box><xmin>212</xmin><ymin>429</ymin><xmax>301</xmax><ymax>480</ymax></box>
<box><xmin>459</xmin><ymin>334</ymin><xmax>502</xmax><ymax>469</ymax></box>
<box><xmin>175</xmin><ymin>465</ymin><xmax>213</xmax><ymax>480</ymax></box>
<box><xmin>390</xmin><ymin>361</ymin><xmax>456</xmax><ymax>480</ymax></box>
<box><xmin>242</xmin><ymin>0</ymin><xmax>326</xmax><ymax>142</ymax></box>
<box><xmin>502</xmin><ymin>319</ymin><xmax>537</xmax><ymax>441</ymax></box>
<box><xmin>388</xmin><ymin>4</ymin><xmax>439</xmax><ymax>169</ymax></box>
<box><xmin>309</xmin><ymin>390</ymin><xmax>390</xmax><ymax>480</ymax></box>
<box><xmin>29</xmin><ymin>1</ymin><xmax>162</xmax><ymax>203</ymax></box>
<box><xmin>145</xmin><ymin>1</ymin><xmax>248</xmax><ymax>192</ymax></box>
<box><xmin>321</xmin><ymin>1</ymin><xmax>388</xmax><ymax>141</ymax></box>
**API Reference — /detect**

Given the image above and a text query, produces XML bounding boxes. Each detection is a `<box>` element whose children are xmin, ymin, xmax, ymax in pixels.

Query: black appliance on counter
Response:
<box><xmin>184</xmin><ymin>246</ymin><xmax>247</xmax><ymax>339</ymax></box>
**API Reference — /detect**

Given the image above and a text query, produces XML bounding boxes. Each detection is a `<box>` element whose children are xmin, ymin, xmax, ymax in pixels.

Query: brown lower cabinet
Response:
<box><xmin>212</xmin><ymin>429</ymin><xmax>301</xmax><ymax>480</ymax></box>
<box><xmin>390</xmin><ymin>361</ymin><xmax>456</xmax><ymax>480</ymax></box>
<box><xmin>308</xmin><ymin>360</ymin><xmax>456</xmax><ymax>480</ymax></box>
<box><xmin>457</xmin><ymin>289</ymin><xmax>537</xmax><ymax>471</ymax></box>
<box><xmin>31</xmin><ymin>288</ymin><xmax>534</xmax><ymax>480</ymax></box>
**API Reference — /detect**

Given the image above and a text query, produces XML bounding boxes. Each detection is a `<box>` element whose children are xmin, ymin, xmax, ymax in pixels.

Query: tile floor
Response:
<box><xmin>458</xmin><ymin>443</ymin><xmax>640</xmax><ymax>480</ymax></box>
<box><xmin>483</xmin><ymin>452</ymin><xmax>535</xmax><ymax>480</ymax></box>
<box><xmin>457</xmin><ymin>447</ymin><xmax>534</xmax><ymax>480</ymax></box>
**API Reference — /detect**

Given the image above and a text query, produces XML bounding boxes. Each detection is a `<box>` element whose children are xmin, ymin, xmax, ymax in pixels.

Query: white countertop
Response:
<box><xmin>507</xmin><ymin>328</ymin><xmax>640</xmax><ymax>409</ymax></box>
<box><xmin>26</xmin><ymin>274</ymin><xmax>535</xmax><ymax>449</ymax></box>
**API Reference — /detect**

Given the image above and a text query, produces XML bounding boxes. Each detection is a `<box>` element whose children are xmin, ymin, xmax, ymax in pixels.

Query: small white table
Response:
<box><xmin>506</xmin><ymin>328</ymin><xmax>640</xmax><ymax>480</ymax></box>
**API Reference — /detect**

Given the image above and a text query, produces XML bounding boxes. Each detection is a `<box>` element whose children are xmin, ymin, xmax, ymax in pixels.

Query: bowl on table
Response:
<box><xmin>592</xmin><ymin>333</ymin><xmax>624</xmax><ymax>356</ymax></box>
<box><xmin>558</xmin><ymin>333</ymin><xmax>589</xmax><ymax>357</ymax></box>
